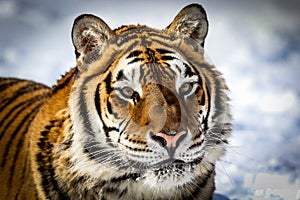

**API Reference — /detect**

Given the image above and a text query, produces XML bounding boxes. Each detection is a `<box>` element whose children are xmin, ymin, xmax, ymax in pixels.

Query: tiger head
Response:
<box><xmin>69</xmin><ymin>4</ymin><xmax>231</xmax><ymax>192</ymax></box>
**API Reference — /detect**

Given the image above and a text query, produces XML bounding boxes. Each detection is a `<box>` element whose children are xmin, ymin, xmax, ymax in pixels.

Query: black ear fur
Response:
<box><xmin>72</xmin><ymin>14</ymin><xmax>113</xmax><ymax>67</ymax></box>
<box><xmin>167</xmin><ymin>4</ymin><xmax>208</xmax><ymax>47</ymax></box>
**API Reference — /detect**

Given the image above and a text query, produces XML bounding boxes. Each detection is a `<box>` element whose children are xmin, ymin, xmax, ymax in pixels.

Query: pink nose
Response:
<box><xmin>151</xmin><ymin>131</ymin><xmax>187</xmax><ymax>148</ymax></box>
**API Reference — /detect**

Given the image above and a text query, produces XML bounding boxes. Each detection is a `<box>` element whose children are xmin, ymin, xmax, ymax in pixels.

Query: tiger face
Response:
<box><xmin>99</xmin><ymin>48</ymin><xmax>210</xmax><ymax>187</ymax></box>
<box><xmin>69</xmin><ymin>4</ymin><xmax>231</xmax><ymax>195</ymax></box>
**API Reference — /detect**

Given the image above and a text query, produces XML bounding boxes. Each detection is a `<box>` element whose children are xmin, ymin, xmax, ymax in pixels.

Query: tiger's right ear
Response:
<box><xmin>72</xmin><ymin>14</ymin><xmax>114</xmax><ymax>67</ymax></box>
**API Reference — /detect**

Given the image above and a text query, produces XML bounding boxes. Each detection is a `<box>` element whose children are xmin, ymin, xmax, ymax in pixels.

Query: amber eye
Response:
<box><xmin>120</xmin><ymin>86</ymin><xmax>134</xmax><ymax>99</ymax></box>
<box><xmin>179</xmin><ymin>83</ymin><xmax>194</xmax><ymax>95</ymax></box>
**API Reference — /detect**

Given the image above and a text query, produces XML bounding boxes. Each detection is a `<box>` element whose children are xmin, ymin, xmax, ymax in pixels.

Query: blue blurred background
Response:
<box><xmin>0</xmin><ymin>0</ymin><xmax>299</xmax><ymax>199</ymax></box>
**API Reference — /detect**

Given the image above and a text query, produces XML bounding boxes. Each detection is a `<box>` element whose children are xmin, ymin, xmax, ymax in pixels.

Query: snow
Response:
<box><xmin>1</xmin><ymin>0</ymin><xmax>299</xmax><ymax>199</ymax></box>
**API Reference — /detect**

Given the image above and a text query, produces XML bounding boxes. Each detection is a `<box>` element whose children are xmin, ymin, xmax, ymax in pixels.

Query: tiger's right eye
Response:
<box><xmin>120</xmin><ymin>87</ymin><xmax>134</xmax><ymax>99</ymax></box>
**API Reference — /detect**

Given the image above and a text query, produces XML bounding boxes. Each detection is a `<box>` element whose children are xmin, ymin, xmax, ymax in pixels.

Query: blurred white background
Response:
<box><xmin>1</xmin><ymin>0</ymin><xmax>299</xmax><ymax>199</ymax></box>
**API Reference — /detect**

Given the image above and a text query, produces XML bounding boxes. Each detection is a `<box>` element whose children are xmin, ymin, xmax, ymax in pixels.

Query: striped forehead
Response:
<box><xmin>113</xmin><ymin>48</ymin><xmax>198</xmax><ymax>85</ymax></box>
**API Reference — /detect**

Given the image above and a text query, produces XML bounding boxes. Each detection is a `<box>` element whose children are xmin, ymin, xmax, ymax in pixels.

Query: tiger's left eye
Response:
<box><xmin>179</xmin><ymin>83</ymin><xmax>194</xmax><ymax>95</ymax></box>
<box><xmin>120</xmin><ymin>86</ymin><xmax>134</xmax><ymax>99</ymax></box>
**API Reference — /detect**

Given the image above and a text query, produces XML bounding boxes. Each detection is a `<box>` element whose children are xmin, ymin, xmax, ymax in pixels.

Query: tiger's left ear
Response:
<box><xmin>166</xmin><ymin>4</ymin><xmax>208</xmax><ymax>47</ymax></box>
<box><xmin>72</xmin><ymin>14</ymin><xmax>114</xmax><ymax>67</ymax></box>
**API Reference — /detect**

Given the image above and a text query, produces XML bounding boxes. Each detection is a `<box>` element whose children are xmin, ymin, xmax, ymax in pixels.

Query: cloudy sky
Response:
<box><xmin>1</xmin><ymin>0</ymin><xmax>300</xmax><ymax>199</ymax></box>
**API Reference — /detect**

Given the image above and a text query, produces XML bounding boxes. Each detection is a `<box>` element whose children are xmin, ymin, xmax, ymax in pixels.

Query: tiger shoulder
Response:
<box><xmin>0</xmin><ymin>4</ymin><xmax>231</xmax><ymax>200</ymax></box>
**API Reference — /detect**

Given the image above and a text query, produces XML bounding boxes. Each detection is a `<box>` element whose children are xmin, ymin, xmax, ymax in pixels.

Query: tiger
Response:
<box><xmin>0</xmin><ymin>4</ymin><xmax>231</xmax><ymax>200</ymax></box>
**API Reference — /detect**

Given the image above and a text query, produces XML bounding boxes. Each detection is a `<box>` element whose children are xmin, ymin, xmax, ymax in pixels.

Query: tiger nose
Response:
<box><xmin>148</xmin><ymin>104</ymin><xmax>167</xmax><ymax>129</ymax></box>
<box><xmin>150</xmin><ymin>131</ymin><xmax>187</xmax><ymax>148</ymax></box>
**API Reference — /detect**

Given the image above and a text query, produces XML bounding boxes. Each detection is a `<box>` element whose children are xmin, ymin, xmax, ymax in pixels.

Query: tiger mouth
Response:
<box><xmin>153</xmin><ymin>156</ymin><xmax>203</xmax><ymax>171</ymax></box>
<box><xmin>125</xmin><ymin>156</ymin><xmax>203</xmax><ymax>174</ymax></box>
<box><xmin>148</xmin><ymin>157</ymin><xmax>204</xmax><ymax>181</ymax></box>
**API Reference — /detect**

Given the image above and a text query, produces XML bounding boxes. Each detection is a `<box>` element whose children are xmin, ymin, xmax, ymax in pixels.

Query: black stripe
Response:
<box><xmin>118</xmin><ymin>188</ymin><xmax>128</xmax><ymax>198</ymax></box>
<box><xmin>203</xmin><ymin>85</ymin><xmax>211</xmax><ymax>132</ymax></box>
<box><xmin>0</xmin><ymin>93</ymin><xmax>48</xmax><ymax>139</ymax></box>
<box><xmin>36</xmin><ymin>155</ymin><xmax>70</xmax><ymax>200</ymax></box>
<box><xmin>36</xmin><ymin>122</ymin><xmax>70</xmax><ymax>200</ymax></box>
<box><xmin>95</xmin><ymin>84</ymin><xmax>104</xmax><ymax>133</ymax></box>
<box><xmin>190</xmin><ymin>169</ymin><xmax>214</xmax><ymax>198</ymax></box>
<box><xmin>95</xmin><ymin>83</ymin><xmax>110</xmax><ymax>137</ymax></box>
<box><xmin>142</xmin><ymin>67</ymin><xmax>154</xmax><ymax>84</ymax></box>
<box><xmin>138</xmin><ymin>66</ymin><xmax>145</xmax><ymax>83</ymax></box>
<box><xmin>174</xmin><ymin>64</ymin><xmax>182</xmax><ymax>74</ymax></box>
<box><xmin>14</xmin><ymin>141</ymin><xmax>31</xmax><ymax>200</ymax></box>
<box><xmin>140</xmin><ymin>34</ymin><xmax>152</xmax><ymax>47</ymax></box>
<box><xmin>188</xmin><ymin>140</ymin><xmax>204</xmax><ymax>150</ymax></box>
<box><xmin>104</xmin><ymin>72</ymin><xmax>113</xmax><ymax>94</ymax></box>
<box><xmin>117</xmin><ymin>119</ymin><xmax>128</xmax><ymax>143</ymax></box>
<box><xmin>184</xmin><ymin>64</ymin><xmax>197</xmax><ymax>77</ymax></box>
<box><xmin>8</xmin><ymin>104</ymin><xmax>41</xmax><ymax>188</ymax></box>
<box><xmin>78</xmin><ymin>73</ymin><xmax>103</xmax><ymax>138</ymax></box>
<box><xmin>146</xmin><ymin>31</ymin><xmax>174</xmax><ymax>41</ymax></box>
<box><xmin>0</xmin><ymin>82</ymin><xmax>47</xmax><ymax>112</ymax></box>
<box><xmin>106</xmin><ymin>127</ymin><xmax>119</xmax><ymax>132</ymax></box>
<box><xmin>155</xmin><ymin>48</ymin><xmax>174</xmax><ymax>55</ymax></box>
<box><xmin>116</xmin><ymin>29</ymin><xmax>140</xmax><ymax>45</ymax></box>
<box><xmin>160</xmin><ymin>55</ymin><xmax>176</xmax><ymax>61</ymax></box>
<box><xmin>106</xmin><ymin>99</ymin><xmax>113</xmax><ymax>115</ymax></box>
<box><xmin>111</xmin><ymin>173</ymin><xmax>140</xmax><ymax>183</ymax></box>
<box><xmin>115</xmin><ymin>33</ymin><xmax>139</xmax><ymax>48</ymax></box>
<box><xmin>151</xmin><ymin>38</ymin><xmax>176</xmax><ymax>48</ymax></box>
<box><xmin>0</xmin><ymin>99</ymin><xmax>27</xmax><ymax>129</ymax></box>
<box><xmin>159</xmin><ymin>64</ymin><xmax>176</xmax><ymax>80</ymax></box>
<box><xmin>1</xmin><ymin>102</ymin><xmax>42</xmax><ymax>168</ymax></box>
<box><xmin>116</xmin><ymin>70</ymin><xmax>125</xmax><ymax>81</ymax></box>
<box><xmin>95</xmin><ymin>83</ymin><xmax>119</xmax><ymax>137</ymax></box>
<box><xmin>0</xmin><ymin>93</ymin><xmax>48</xmax><ymax>140</ymax></box>
<box><xmin>215</xmin><ymin>139</ymin><xmax>228</xmax><ymax>145</ymax></box>
<box><xmin>128</xmin><ymin>57</ymin><xmax>144</xmax><ymax>65</ymax></box>
<box><xmin>126</xmin><ymin>50</ymin><xmax>143</xmax><ymax>59</ymax></box>
<box><xmin>0</xmin><ymin>79</ymin><xmax>20</xmax><ymax>93</ymax></box>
